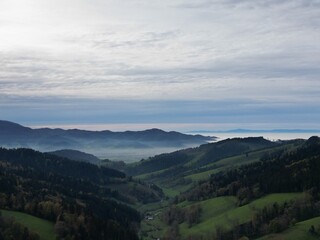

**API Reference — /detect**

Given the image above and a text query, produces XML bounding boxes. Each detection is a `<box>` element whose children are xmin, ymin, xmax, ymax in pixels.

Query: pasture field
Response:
<box><xmin>180</xmin><ymin>193</ymin><xmax>302</xmax><ymax>238</ymax></box>
<box><xmin>1</xmin><ymin>209</ymin><xmax>56</xmax><ymax>240</ymax></box>
<box><xmin>257</xmin><ymin>216</ymin><xmax>320</xmax><ymax>240</ymax></box>
<box><xmin>140</xmin><ymin>193</ymin><xmax>303</xmax><ymax>239</ymax></box>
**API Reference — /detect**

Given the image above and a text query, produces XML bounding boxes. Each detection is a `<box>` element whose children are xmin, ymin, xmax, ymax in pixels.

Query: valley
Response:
<box><xmin>2</xmin><ymin>0</ymin><xmax>319</xmax><ymax>238</ymax></box>
<box><xmin>1</xmin><ymin>126</ymin><xmax>320</xmax><ymax>240</ymax></box>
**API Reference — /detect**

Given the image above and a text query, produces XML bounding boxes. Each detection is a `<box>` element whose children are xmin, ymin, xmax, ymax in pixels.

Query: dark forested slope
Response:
<box><xmin>0</xmin><ymin>147</ymin><xmax>163</xmax><ymax>239</ymax></box>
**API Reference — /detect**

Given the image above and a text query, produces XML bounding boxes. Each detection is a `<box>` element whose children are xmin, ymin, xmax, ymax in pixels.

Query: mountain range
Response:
<box><xmin>0</xmin><ymin>120</ymin><xmax>214</xmax><ymax>161</ymax></box>
<box><xmin>189</xmin><ymin>128</ymin><xmax>320</xmax><ymax>133</ymax></box>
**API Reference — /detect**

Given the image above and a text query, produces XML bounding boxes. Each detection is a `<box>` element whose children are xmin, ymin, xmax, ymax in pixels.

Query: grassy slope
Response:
<box><xmin>140</xmin><ymin>193</ymin><xmax>302</xmax><ymax>240</ymax></box>
<box><xmin>179</xmin><ymin>193</ymin><xmax>302</xmax><ymax>238</ymax></box>
<box><xmin>135</xmin><ymin>168</ymin><xmax>168</xmax><ymax>180</ymax></box>
<box><xmin>185</xmin><ymin>150</ymin><xmax>267</xmax><ymax>181</ymax></box>
<box><xmin>136</xmin><ymin>142</ymin><xmax>300</xmax><ymax>194</ymax></box>
<box><xmin>136</xmin><ymin>144</ymin><xmax>295</xmax><ymax>198</ymax></box>
<box><xmin>257</xmin><ymin>216</ymin><xmax>320</xmax><ymax>240</ymax></box>
<box><xmin>137</xmin><ymin>140</ymin><xmax>305</xmax><ymax>239</ymax></box>
<box><xmin>132</xmin><ymin>137</ymin><xmax>281</xmax><ymax>180</ymax></box>
<box><xmin>1</xmin><ymin>209</ymin><xmax>56</xmax><ymax>240</ymax></box>
<box><xmin>185</xmin><ymin>143</ymin><xmax>298</xmax><ymax>182</ymax></box>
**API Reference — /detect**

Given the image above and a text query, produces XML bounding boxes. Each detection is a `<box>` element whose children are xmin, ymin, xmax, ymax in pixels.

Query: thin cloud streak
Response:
<box><xmin>1</xmin><ymin>97</ymin><xmax>320</xmax><ymax>130</ymax></box>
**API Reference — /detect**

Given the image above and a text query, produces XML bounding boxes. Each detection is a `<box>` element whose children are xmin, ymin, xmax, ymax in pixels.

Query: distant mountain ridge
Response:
<box><xmin>0</xmin><ymin>120</ymin><xmax>214</xmax><ymax>161</ymax></box>
<box><xmin>189</xmin><ymin>128</ymin><xmax>320</xmax><ymax>133</ymax></box>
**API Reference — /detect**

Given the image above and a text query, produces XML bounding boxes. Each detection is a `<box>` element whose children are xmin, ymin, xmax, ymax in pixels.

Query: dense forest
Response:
<box><xmin>0</xmin><ymin>148</ymin><xmax>163</xmax><ymax>239</ymax></box>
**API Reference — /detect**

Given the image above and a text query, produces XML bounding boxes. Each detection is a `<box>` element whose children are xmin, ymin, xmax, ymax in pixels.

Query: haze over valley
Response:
<box><xmin>0</xmin><ymin>120</ymin><xmax>214</xmax><ymax>162</ymax></box>
<box><xmin>1</xmin><ymin>0</ymin><xmax>320</xmax><ymax>239</ymax></box>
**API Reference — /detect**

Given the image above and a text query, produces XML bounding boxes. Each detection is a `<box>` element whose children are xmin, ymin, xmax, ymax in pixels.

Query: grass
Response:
<box><xmin>179</xmin><ymin>193</ymin><xmax>303</xmax><ymax>238</ymax></box>
<box><xmin>139</xmin><ymin>193</ymin><xmax>303</xmax><ymax>239</ymax></box>
<box><xmin>185</xmin><ymin>143</ymin><xmax>301</xmax><ymax>182</ymax></box>
<box><xmin>161</xmin><ymin>186</ymin><xmax>181</xmax><ymax>197</ymax></box>
<box><xmin>1</xmin><ymin>209</ymin><xmax>56</xmax><ymax>240</ymax></box>
<box><xmin>185</xmin><ymin>153</ymin><xmax>263</xmax><ymax>181</ymax></box>
<box><xmin>136</xmin><ymin>199</ymin><xmax>169</xmax><ymax>213</ymax></box>
<box><xmin>135</xmin><ymin>168</ymin><xmax>169</xmax><ymax>180</ymax></box>
<box><xmin>256</xmin><ymin>216</ymin><xmax>320</xmax><ymax>240</ymax></box>
<box><xmin>185</xmin><ymin>167</ymin><xmax>225</xmax><ymax>181</ymax></box>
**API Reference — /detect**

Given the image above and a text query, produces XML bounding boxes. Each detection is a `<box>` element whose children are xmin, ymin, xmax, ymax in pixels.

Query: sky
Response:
<box><xmin>0</xmin><ymin>0</ymin><xmax>320</xmax><ymax>132</ymax></box>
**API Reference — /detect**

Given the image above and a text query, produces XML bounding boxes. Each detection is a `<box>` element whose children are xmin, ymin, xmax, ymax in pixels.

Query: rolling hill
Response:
<box><xmin>135</xmin><ymin>136</ymin><xmax>320</xmax><ymax>240</ymax></box>
<box><xmin>125</xmin><ymin>137</ymin><xmax>284</xmax><ymax>194</ymax></box>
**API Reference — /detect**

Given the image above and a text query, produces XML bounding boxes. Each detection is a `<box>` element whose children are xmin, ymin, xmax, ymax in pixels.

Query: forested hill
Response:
<box><xmin>157</xmin><ymin>136</ymin><xmax>320</xmax><ymax>240</ymax></box>
<box><xmin>134</xmin><ymin>136</ymin><xmax>320</xmax><ymax>240</ymax></box>
<box><xmin>0</xmin><ymin>147</ymin><xmax>163</xmax><ymax>239</ymax></box>
<box><xmin>180</xmin><ymin>136</ymin><xmax>320</xmax><ymax>203</ymax></box>
<box><xmin>126</xmin><ymin>137</ymin><xmax>277</xmax><ymax>177</ymax></box>
<box><xmin>0</xmin><ymin>147</ymin><xmax>125</xmax><ymax>181</ymax></box>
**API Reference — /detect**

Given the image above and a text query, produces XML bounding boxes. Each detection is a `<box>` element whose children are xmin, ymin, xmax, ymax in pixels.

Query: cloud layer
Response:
<box><xmin>1</xmin><ymin>0</ymin><xmax>319</xmax><ymax>129</ymax></box>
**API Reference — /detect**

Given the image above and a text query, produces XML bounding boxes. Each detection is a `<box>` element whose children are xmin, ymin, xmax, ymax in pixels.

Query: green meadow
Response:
<box><xmin>140</xmin><ymin>193</ymin><xmax>303</xmax><ymax>239</ymax></box>
<box><xmin>257</xmin><ymin>216</ymin><xmax>320</xmax><ymax>240</ymax></box>
<box><xmin>1</xmin><ymin>209</ymin><xmax>56</xmax><ymax>240</ymax></box>
<box><xmin>178</xmin><ymin>193</ymin><xmax>303</xmax><ymax>238</ymax></box>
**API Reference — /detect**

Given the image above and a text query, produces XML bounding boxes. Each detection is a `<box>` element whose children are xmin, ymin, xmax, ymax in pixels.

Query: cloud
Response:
<box><xmin>1</xmin><ymin>96</ymin><xmax>319</xmax><ymax>131</ymax></box>
<box><xmin>173</xmin><ymin>0</ymin><xmax>320</xmax><ymax>9</ymax></box>
<box><xmin>0</xmin><ymin>0</ymin><xmax>319</xmax><ymax>128</ymax></box>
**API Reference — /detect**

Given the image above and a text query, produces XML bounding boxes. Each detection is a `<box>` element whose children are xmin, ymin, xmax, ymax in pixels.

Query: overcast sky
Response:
<box><xmin>1</xmin><ymin>0</ymin><xmax>320</xmax><ymax>131</ymax></box>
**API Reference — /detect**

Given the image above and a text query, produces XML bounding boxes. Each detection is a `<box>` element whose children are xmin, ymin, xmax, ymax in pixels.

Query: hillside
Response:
<box><xmin>0</xmin><ymin>147</ymin><xmax>163</xmax><ymax>239</ymax></box>
<box><xmin>0</xmin><ymin>120</ymin><xmax>214</xmax><ymax>161</ymax></box>
<box><xmin>137</xmin><ymin>136</ymin><xmax>320</xmax><ymax>240</ymax></box>
<box><xmin>126</xmin><ymin>137</ymin><xmax>282</xmax><ymax>194</ymax></box>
